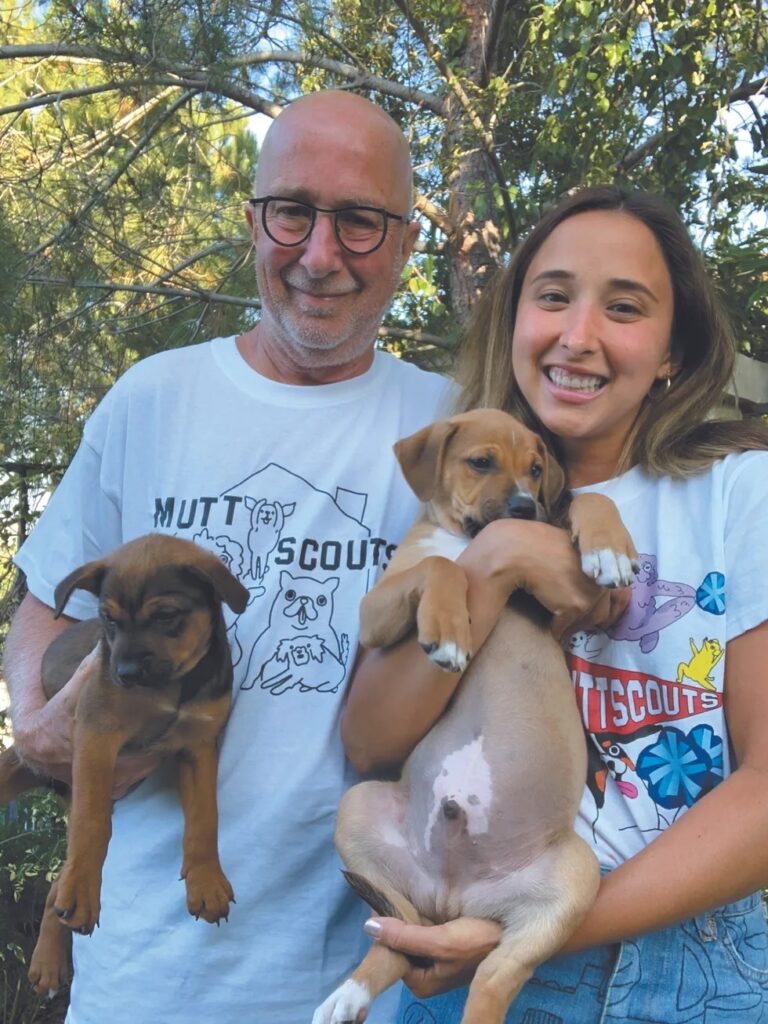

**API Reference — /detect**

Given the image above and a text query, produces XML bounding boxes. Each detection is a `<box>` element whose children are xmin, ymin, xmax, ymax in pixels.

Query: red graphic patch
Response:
<box><xmin>570</xmin><ymin>656</ymin><xmax>722</xmax><ymax>736</ymax></box>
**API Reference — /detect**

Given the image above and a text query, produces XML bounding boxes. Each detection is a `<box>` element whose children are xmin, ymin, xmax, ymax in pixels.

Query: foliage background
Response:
<box><xmin>0</xmin><ymin>4</ymin><xmax>765</xmax><ymax>1015</ymax></box>
<box><xmin>1</xmin><ymin>0</ymin><xmax>766</xmax><ymax>569</ymax></box>
<box><xmin>0</xmin><ymin>2</ymin><xmax>766</xmax><ymax>1015</ymax></box>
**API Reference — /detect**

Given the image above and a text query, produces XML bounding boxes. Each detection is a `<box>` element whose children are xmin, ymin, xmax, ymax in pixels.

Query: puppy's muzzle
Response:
<box><xmin>505</xmin><ymin>493</ymin><xmax>539</xmax><ymax>520</ymax></box>
<box><xmin>110</xmin><ymin>652</ymin><xmax>173</xmax><ymax>689</ymax></box>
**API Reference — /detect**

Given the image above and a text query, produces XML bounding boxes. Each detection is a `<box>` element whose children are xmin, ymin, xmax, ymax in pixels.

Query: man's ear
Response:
<box><xmin>394</xmin><ymin>419</ymin><xmax>459</xmax><ymax>501</ymax></box>
<box><xmin>244</xmin><ymin>201</ymin><xmax>258</xmax><ymax>240</ymax></box>
<box><xmin>400</xmin><ymin>218</ymin><xmax>420</xmax><ymax>265</ymax></box>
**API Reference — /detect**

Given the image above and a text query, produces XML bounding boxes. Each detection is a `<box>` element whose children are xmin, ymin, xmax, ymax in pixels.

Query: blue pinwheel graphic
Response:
<box><xmin>695</xmin><ymin>571</ymin><xmax>725</xmax><ymax>615</ymax></box>
<box><xmin>636</xmin><ymin>726</ymin><xmax>724</xmax><ymax>809</ymax></box>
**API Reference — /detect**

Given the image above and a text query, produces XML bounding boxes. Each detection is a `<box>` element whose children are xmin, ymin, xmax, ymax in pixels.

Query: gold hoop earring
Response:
<box><xmin>665</xmin><ymin>375</ymin><xmax>672</xmax><ymax>392</ymax></box>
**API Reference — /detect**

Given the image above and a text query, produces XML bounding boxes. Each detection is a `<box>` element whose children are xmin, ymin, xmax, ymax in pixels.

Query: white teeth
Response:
<box><xmin>548</xmin><ymin>367</ymin><xmax>605</xmax><ymax>392</ymax></box>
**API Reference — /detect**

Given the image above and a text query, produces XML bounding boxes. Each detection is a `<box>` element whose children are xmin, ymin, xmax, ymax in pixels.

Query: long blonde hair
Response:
<box><xmin>457</xmin><ymin>186</ymin><xmax>768</xmax><ymax>477</ymax></box>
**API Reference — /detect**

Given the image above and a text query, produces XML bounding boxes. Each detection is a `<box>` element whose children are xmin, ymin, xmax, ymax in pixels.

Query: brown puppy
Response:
<box><xmin>0</xmin><ymin>533</ymin><xmax>248</xmax><ymax>996</ymax></box>
<box><xmin>314</xmin><ymin>409</ymin><xmax>637</xmax><ymax>1024</ymax></box>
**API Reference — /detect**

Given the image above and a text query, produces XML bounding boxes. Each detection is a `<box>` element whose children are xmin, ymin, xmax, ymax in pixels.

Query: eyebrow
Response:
<box><xmin>529</xmin><ymin>269</ymin><xmax>659</xmax><ymax>303</ymax></box>
<box><xmin>270</xmin><ymin>189</ymin><xmax>379</xmax><ymax>208</ymax></box>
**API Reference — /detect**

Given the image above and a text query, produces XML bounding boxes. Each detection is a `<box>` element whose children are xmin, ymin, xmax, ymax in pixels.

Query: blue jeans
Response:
<box><xmin>396</xmin><ymin>893</ymin><xmax>768</xmax><ymax>1024</ymax></box>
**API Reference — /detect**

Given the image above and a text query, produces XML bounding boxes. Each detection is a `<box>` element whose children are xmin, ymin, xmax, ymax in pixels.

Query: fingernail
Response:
<box><xmin>364</xmin><ymin>918</ymin><xmax>382</xmax><ymax>938</ymax></box>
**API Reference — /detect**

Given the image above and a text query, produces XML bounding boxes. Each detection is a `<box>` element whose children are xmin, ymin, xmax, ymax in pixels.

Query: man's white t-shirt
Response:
<box><xmin>15</xmin><ymin>337</ymin><xmax>452</xmax><ymax>1024</ymax></box>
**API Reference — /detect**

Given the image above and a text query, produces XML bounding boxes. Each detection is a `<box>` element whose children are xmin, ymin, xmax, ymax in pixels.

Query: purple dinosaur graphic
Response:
<box><xmin>603</xmin><ymin>553</ymin><xmax>695</xmax><ymax>653</ymax></box>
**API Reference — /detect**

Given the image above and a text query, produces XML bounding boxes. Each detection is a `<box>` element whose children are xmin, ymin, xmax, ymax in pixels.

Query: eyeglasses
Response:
<box><xmin>248</xmin><ymin>196</ymin><xmax>412</xmax><ymax>255</ymax></box>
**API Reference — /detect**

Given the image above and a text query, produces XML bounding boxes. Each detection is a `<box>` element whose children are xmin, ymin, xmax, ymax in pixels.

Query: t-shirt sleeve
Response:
<box><xmin>14</xmin><ymin>400</ymin><xmax>123</xmax><ymax>620</ymax></box>
<box><xmin>723</xmin><ymin>450</ymin><xmax>768</xmax><ymax>642</ymax></box>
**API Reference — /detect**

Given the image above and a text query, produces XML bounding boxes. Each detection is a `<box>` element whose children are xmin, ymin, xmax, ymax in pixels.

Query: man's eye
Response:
<box><xmin>275</xmin><ymin>203</ymin><xmax>309</xmax><ymax>218</ymax></box>
<box><xmin>467</xmin><ymin>455</ymin><xmax>494</xmax><ymax>472</ymax></box>
<box><xmin>338</xmin><ymin>209</ymin><xmax>380</xmax><ymax>231</ymax></box>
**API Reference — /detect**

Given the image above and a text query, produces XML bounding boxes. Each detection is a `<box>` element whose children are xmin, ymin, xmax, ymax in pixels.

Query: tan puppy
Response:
<box><xmin>314</xmin><ymin>409</ymin><xmax>637</xmax><ymax>1024</ymax></box>
<box><xmin>0</xmin><ymin>533</ymin><xmax>248</xmax><ymax>996</ymax></box>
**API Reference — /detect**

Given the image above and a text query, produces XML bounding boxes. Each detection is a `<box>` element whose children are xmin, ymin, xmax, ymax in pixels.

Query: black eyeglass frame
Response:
<box><xmin>248</xmin><ymin>195</ymin><xmax>412</xmax><ymax>255</ymax></box>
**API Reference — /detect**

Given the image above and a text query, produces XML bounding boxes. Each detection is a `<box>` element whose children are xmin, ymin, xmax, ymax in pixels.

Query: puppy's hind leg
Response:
<box><xmin>28</xmin><ymin>877</ymin><xmax>72</xmax><ymax>998</ymax></box>
<box><xmin>460</xmin><ymin>835</ymin><xmax>598</xmax><ymax>1024</ymax></box>
<box><xmin>314</xmin><ymin>781</ymin><xmax>429</xmax><ymax>1024</ymax></box>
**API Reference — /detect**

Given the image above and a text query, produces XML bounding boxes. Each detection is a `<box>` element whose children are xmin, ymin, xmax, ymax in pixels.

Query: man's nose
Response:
<box><xmin>299</xmin><ymin>212</ymin><xmax>345</xmax><ymax>276</ymax></box>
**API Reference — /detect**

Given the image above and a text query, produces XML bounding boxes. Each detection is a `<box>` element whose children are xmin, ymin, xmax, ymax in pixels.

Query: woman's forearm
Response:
<box><xmin>342</xmin><ymin>553</ymin><xmax>514</xmax><ymax>773</ymax></box>
<box><xmin>562</xmin><ymin>764</ymin><xmax>768</xmax><ymax>954</ymax></box>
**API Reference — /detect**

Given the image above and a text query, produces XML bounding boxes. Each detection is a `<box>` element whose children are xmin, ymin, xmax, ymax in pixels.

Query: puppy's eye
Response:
<box><xmin>530</xmin><ymin>462</ymin><xmax>543</xmax><ymax>480</ymax></box>
<box><xmin>154</xmin><ymin>610</ymin><xmax>180</xmax><ymax>624</ymax></box>
<box><xmin>317</xmin><ymin>595</ymin><xmax>327</xmax><ymax>606</ymax></box>
<box><xmin>467</xmin><ymin>455</ymin><xmax>494</xmax><ymax>473</ymax></box>
<box><xmin>284</xmin><ymin>589</ymin><xmax>296</xmax><ymax>601</ymax></box>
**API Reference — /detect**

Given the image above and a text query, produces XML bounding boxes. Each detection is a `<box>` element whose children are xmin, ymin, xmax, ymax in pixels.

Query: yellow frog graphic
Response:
<box><xmin>676</xmin><ymin>637</ymin><xmax>724</xmax><ymax>690</ymax></box>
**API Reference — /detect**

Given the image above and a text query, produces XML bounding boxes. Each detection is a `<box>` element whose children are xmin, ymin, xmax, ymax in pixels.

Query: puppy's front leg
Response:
<box><xmin>360</xmin><ymin>556</ymin><xmax>472</xmax><ymax>673</ymax></box>
<box><xmin>177</xmin><ymin>713</ymin><xmax>233</xmax><ymax>924</ymax></box>
<box><xmin>28</xmin><ymin>877</ymin><xmax>72</xmax><ymax>997</ymax></box>
<box><xmin>569</xmin><ymin>492</ymin><xmax>639</xmax><ymax>588</ymax></box>
<box><xmin>55</xmin><ymin>725</ymin><xmax>126</xmax><ymax>934</ymax></box>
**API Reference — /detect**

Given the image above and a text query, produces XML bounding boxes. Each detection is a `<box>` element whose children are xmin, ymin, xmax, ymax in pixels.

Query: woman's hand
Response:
<box><xmin>364</xmin><ymin>916</ymin><xmax>502</xmax><ymax>999</ymax></box>
<box><xmin>458</xmin><ymin>519</ymin><xmax>627</xmax><ymax>639</ymax></box>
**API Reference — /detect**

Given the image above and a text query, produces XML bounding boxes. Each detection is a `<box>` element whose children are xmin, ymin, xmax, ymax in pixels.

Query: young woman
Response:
<box><xmin>342</xmin><ymin>186</ymin><xmax>768</xmax><ymax>1022</ymax></box>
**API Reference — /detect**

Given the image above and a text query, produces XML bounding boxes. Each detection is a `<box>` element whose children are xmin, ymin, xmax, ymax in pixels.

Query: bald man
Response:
<box><xmin>6</xmin><ymin>91</ymin><xmax>451</xmax><ymax>1024</ymax></box>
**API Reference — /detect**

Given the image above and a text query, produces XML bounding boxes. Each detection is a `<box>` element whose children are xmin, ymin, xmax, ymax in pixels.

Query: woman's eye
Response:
<box><xmin>610</xmin><ymin>301</ymin><xmax>642</xmax><ymax>316</ymax></box>
<box><xmin>539</xmin><ymin>290</ymin><xmax>568</xmax><ymax>306</ymax></box>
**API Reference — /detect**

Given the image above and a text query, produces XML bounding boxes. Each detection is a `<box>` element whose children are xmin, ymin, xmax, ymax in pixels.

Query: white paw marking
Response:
<box><xmin>582</xmin><ymin>548</ymin><xmax>635</xmax><ymax>588</ymax></box>
<box><xmin>427</xmin><ymin>642</ymin><xmax>469</xmax><ymax>673</ymax></box>
<box><xmin>312</xmin><ymin>978</ymin><xmax>371</xmax><ymax>1024</ymax></box>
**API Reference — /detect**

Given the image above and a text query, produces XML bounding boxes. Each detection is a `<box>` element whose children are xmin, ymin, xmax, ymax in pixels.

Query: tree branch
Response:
<box><xmin>23</xmin><ymin>275</ymin><xmax>259</xmax><ymax>308</ymax></box>
<box><xmin>26</xmin><ymin>88</ymin><xmax>200</xmax><ymax>259</ymax></box>
<box><xmin>617</xmin><ymin>76</ymin><xmax>768</xmax><ymax>173</ymax></box>
<box><xmin>0</xmin><ymin>43</ymin><xmax>445</xmax><ymax>116</ymax></box>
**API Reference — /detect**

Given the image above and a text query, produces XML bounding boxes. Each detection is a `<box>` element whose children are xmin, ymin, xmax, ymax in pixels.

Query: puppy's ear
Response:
<box><xmin>186</xmin><ymin>553</ymin><xmax>249</xmax><ymax>614</ymax></box>
<box><xmin>394</xmin><ymin>419</ymin><xmax>460</xmax><ymax>501</ymax></box>
<box><xmin>53</xmin><ymin>561</ymin><xmax>108</xmax><ymax>618</ymax></box>
<box><xmin>537</xmin><ymin>439</ymin><xmax>566</xmax><ymax>514</ymax></box>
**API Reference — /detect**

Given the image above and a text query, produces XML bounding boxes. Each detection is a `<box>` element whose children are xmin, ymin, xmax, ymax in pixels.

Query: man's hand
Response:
<box><xmin>12</xmin><ymin>646</ymin><xmax>159</xmax><ymax>799</ymax></box>
<box><xmin>364</xmin><ymin>915</ymin><xmax>502</xmax><ymax>999</ymax></box>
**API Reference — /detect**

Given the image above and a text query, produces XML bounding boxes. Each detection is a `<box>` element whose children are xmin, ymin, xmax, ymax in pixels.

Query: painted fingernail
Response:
<box><xmin>364</xmin><ymin>919</ymin><xmax>382</xmax><ymax>937</ymax></box>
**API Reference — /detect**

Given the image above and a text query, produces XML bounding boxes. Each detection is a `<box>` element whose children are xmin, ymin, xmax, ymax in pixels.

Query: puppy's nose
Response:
<box><xmin>506</xmin><ymin>494</ymin><xmax>538</xmax><ymax>520</ymax></box>
<box><xmin>114</xmin><ymin>658</ymin><xmax>146</xmax><ymax>687</ymax></box>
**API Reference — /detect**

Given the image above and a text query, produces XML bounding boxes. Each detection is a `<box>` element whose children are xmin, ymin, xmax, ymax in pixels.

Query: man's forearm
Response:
<box><xmin>4</xmin><ymin>592</ymin><xmax>75</xmax><ymax>756</ymax></box>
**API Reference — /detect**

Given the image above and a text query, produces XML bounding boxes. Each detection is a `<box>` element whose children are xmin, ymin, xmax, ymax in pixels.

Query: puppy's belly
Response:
<box><xmin>390</xmin><ymin>614</ymin><xmax>586</xmax><ymax>921</ymax></box>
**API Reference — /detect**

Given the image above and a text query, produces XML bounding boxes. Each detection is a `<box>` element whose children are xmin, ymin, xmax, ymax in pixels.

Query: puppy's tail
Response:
<box><xmin>0</xmin><ymin>746</ymin><xmax>43</xmax><ymax>805</ymax></box>
<box><xmin>342</xmin><ymin>870</ymin><xmax>402</xmax><ymax>919</ymax></box>
<box><xmin>342</xmin><ymin>870</ymin><xmax>433</xmax><ymax>969</ymax></box>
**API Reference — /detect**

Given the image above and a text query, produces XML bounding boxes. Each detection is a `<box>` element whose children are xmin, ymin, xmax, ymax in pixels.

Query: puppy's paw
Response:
<box><xmin>183</xmin><ymin>861</ymin><xmax>235</xmax><ymax>924</ymax></box>
<box><xmin>417</xmin><ymin>599</ymin><xmax>472</xmax><ymax>674</ymax></box>
<box><xmin>53</xmin><ymin>864</ymin><xmax>100</xmax><ymax>935</ymax></box>
<box><xmin>581</xmin><ymin>548</ymin><xmax>638</xmax><ymax>589</ymax></box>
<box><xmin>421</xmin><ymin>641</ymin><xmax>471</xmax><ymax>674</ymax></box>
<box><xmin>28</xmin><ymin>943</ymin><xmax>71</xmax><ymax>998</ymax></box>
<box><xmin>312</xmin><ymin>978</ymin><xmax>371</xmax><ymax>1024</ymax></box>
